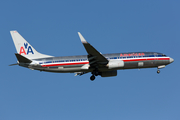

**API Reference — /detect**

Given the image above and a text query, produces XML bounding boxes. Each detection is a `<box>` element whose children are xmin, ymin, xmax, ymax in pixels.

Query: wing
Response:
<box><xmin>78</xmin><ymin>32</ymin><xmax>108</xmax><ymax>68</ymax></box>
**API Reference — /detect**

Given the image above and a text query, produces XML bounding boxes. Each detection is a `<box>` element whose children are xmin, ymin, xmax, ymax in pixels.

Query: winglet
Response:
<box><xmin>78</xmin><ymin>32</ymin><xmax>87</xmax><ymax>43</ymax></box>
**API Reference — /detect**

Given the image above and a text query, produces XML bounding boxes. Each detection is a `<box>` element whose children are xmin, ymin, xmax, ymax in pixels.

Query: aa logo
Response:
<box><xmin>19</xmin><ymin>43</ymin><xmax>34</xmax><ymax>55</ymax></box>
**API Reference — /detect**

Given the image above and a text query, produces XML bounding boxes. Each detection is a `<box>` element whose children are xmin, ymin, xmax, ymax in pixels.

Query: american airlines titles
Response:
<box><xmin>120</xmin><ymin>53</ymin><xmax>145</xmax><ymax>57</ymax></box>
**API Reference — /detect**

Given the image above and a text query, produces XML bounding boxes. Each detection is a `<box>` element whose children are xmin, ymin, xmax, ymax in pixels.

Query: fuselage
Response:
<box><xmin>23</xmin><ymin>52</ymin><xmax>173</xmax><ymax>73</ymax></box>
<box><xmin>10</xmin><ymin>31</ymin><xmax>174</xmax><ymax>80</ymax></box>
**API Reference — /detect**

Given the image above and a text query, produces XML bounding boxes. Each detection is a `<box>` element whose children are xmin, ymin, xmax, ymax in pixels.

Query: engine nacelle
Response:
<box><xmin>107</xmin><ymin>60</ymin><xmax>124</xmax><ymax>69</ymax></box>
<box><xmin>101</xmin><ymin>70</ymin><xmax>117</xmax><ymax>77</ymax></box>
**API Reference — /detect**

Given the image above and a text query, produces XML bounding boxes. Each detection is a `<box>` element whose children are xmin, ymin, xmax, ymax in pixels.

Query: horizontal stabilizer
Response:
<box><xmin>15</xmin><ymin>53</ymin><xmax>32</xmax><ymax>63</ymax></box>
<box><xmin>9</xmin><ymin>63</ymin><xmax>19</xmax><ymax>66</ymax></box>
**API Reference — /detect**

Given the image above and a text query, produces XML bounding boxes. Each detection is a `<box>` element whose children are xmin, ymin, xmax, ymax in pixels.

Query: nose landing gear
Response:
<box><xmin>157</xmin><ymin>65</ymin><xmax>166</xmax><ymax>74</ymax></box>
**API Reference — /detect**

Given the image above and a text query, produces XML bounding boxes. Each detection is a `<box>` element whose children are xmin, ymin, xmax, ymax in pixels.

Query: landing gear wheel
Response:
<box><xmin>157</xmin><ymin>70</ymin><xmax>160</xmax><ymax>74</ymax></box>
<box><xmin>90</xmin><ymin>75</ymin><xmax>95</xmax><ymax>81</ymax></box>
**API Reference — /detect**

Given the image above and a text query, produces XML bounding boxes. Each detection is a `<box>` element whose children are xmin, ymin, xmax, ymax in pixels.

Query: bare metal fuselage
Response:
<box><xmin>10</xmin><ymin>31</ymin><xmax>174</xmax><ymax>80</ymax></box>
<box><xmin>22</xmin><ymin>52</ymin><xmax>173</xmax><ymax>73</ymax></box>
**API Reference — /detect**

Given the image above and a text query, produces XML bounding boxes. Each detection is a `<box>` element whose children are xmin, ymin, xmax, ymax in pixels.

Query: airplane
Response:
<box><xmin>10</xmin><ymin>30</ymin><xmax>174</xmax><ymax>81</ymax></box>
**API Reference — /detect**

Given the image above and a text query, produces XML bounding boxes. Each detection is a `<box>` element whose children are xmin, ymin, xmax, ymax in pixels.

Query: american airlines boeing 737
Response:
<box><xmin>10</xmin><ymin>31</ymin><xmax>174</xmax><ymax>81</ymax></box>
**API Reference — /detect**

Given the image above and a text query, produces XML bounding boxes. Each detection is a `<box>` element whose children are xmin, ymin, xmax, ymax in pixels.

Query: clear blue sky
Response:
<box><xmin>0</xmin><ymin>0</ymin><xmax>179</xmax><ymax>120</ymax></box>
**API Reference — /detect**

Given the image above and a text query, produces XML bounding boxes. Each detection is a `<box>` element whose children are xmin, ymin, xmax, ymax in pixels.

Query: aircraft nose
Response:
<box><xmin>170</xmin><ymin>57</ymin><xmax>174</xmax><ymax>63</ymax></box>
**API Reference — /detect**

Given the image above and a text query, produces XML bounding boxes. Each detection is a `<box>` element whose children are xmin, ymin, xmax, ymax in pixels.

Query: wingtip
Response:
<box><xmin>10</xmin><ymin>30</ymin><xmax>18</xmax><ymax>34</ymax></box>
<box><xmin>78</xmin><ymin>32</ymin><xmax>87</xmax><ymax>43</ymax></box>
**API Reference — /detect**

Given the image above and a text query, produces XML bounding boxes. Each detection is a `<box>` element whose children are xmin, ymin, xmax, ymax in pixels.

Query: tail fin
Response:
<box><xmin>10</xmin><ymin>30</ymin><xmax>53</xmax><ymax>59</ymax></box>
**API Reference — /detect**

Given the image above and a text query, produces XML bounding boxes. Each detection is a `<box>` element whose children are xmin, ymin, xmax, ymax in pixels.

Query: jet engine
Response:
<box><xmin>107</xmin><ymin>60</ymin><xmax>124</xmax><ymax>69</ymax></box>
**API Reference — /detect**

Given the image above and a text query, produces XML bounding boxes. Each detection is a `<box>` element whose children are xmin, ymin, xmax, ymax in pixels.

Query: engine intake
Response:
<box><xmin>107</xmin><ymin>60</ymin><xmax>124</xmax><ymax>69</ymax></box>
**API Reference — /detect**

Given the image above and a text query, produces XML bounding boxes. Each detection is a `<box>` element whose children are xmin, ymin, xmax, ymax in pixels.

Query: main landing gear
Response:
<box><xmin>90</xmin><ymin>70</ymin><xmax>100</xmax><ymax>81</ymax></box>
<box><xmin>90</xmin><ymin>75</ymin><xmax>95</xmax><ymax>81</ymax></box>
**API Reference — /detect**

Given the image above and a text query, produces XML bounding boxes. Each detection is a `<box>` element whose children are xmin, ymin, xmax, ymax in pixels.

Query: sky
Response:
<box><xmin>0</xmin><ymin>0</ymin><xmax>180</xmax><ymax>120</ymax></box>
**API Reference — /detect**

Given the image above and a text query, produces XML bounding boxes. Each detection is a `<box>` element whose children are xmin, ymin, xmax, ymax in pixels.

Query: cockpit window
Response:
<box><xmin>162</xmin><ymin>54</ymin><xmax>166</xmax><ymax>57</ymax></box>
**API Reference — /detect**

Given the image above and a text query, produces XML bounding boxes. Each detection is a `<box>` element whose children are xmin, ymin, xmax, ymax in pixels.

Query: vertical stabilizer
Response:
<box><xmin>10</xmin><ymin>31</ymin><xmax>53</xmax><ymax>59</ymax></box>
